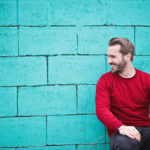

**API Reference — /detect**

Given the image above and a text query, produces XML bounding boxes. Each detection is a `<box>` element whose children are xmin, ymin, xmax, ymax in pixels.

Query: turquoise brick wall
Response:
<box><xmin>0</xmin><ymin>0</ymin><xmax>150</xmax><ymax>149</ymax></box>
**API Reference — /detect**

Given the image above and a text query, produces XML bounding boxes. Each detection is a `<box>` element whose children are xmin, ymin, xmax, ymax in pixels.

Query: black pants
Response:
<box><xmin>110</xmin><ymin>127</ymin><xmax>150</xmax><ymax>150</ymax></box>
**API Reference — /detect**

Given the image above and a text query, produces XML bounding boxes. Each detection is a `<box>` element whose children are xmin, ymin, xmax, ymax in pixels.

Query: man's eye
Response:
<box><xmin>107</xmin><ymin>55</ymin><xmax>116</xmax><ymax>59</ymax></box>
<box><xmin>110</xmin><ymin>56</ymin><xmax>115</xmax><ymax>58</ymax></box>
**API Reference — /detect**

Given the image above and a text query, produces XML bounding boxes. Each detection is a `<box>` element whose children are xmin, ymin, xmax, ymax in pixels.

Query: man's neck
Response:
<box><xmin>118</xmin><ymin>63</ymin><xmax>136</xmax><ymax>78</ymax></box>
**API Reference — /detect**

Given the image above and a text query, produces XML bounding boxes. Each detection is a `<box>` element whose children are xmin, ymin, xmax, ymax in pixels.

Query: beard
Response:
<box><xmin>110</xmin><ymin>58</ymin><xmax>127</xmax><ymax>74</ymax></box>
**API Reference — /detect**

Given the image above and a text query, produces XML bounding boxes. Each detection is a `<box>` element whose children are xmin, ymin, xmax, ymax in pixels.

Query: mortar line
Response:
<box><xmin>0</xmin><ymin>55</ymin><xmax>48</xmax><ymax>58</ymax></box>
<box><xmin>0</xmin><ymin>54</ymin><xmax>107</xmax><ymax>57</ymax></box>
<box><xmin>0</xmin><ymin>84</ymin><xmax>96</xmax><ymax>88</ymax></box>
<box><xmin>84</xmin><ymin>25</ymin><xmax>150</xmax><ymax>27</ymax></box>
<box><xmin>17</xmin><ymin>25</ymin><xmax>47</xmax><ymax>27</ymax></box>
<box><xmin>0</xmin><ymin>113</ymin><xmax>97</xmax><ymax>119</ymax></box>
<box><xmin>1</xmin><ymin>144</ymin><xmax>78</xmax><ymax>149</ymax></box>
<box><xmin>0</xmin><ymin>25</ymin><xmax>19</xmax><ymax>27</ymax></box>
<box><xmin>50</xmin><ymin>25</ymin><xmax>76</xmax><ymax>27</ymax></box>
<box><xmin>0</xmin><ymin>25</ymin><xmax>150</xmax><ymax>28</ymax></box>
<box><xmin>0</xmin><ymin>143</ymin><xmax>105</xmax><ymax>149</ymax></box>
<box><xmin>75</xmin><ymin>144</ymin><xmax>78</xmax><ymax>150</ymax></box>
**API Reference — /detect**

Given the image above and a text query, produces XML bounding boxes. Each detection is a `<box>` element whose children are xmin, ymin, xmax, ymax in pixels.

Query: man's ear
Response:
<box><xmin>125</xmin><ymin>53</ymin><xmax>132</xmax><ymax>61</ymax></box>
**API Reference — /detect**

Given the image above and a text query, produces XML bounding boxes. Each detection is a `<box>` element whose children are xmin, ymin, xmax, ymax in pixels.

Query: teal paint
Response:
<box><xmin>0</xmin><ymin>57</ymin><xmax>47</xmax><ymax>86</ymax></box>
<box><xmin>48</xmin><ymin>56</ymin><xmax>106</xmax><ymax>84</ymax></box>
<box><xmin>133</xmin><ymin>56</ymin><xmax>150</xmax><ymax>73</ymax></box>
<box><xmin>47</xmin><ymin>0</ymin><xmax>105</xmax><ymax>25</ymax></box>
<box><xmin>136</xmin><ymin>27</ymin><xmax>150</xmax><ymax>55</ymax></box>
<box><xmin>47</xmin><ymin>0</ymin><xmax>150</xmax><ymax>25</ymax></box>
<box><xmin>18</xmin><ymin>0</ymin><xmax>47</xmax><ymax>25</ymax></box>
<box><xmin>0</xmin><ymin>87</ymin><xmax>17</xmax><ymax>117</ymax></box>
<box><xmin>47</xmin><ymin>115</ymin><xmax>105</xmax><ymax>144</ymax></box>
<box><xmin>19</xmin><ymin>27</ymin><xmax>77</xmax><ymax>55</ymax></box>
<box><xmin>106</xmin><ymin>130</ymin><xmax>110</xmax><ymax>143</ymax></box>
<box><xmin>0</xmin><ymin>117</ymin><xmax>46</xmax><ymax>147</ymax></box>
<box><xmin>18</xmin><ymin>86</ymin><xmax>76</xmax><ymax>115</ymax></box>
<box><xmin>0</xmin><ymin>27</ymin><xmax>18</xmax><ymax>56</ymax></box>
<box><xmin>0</xmin><ymin>0</ymin><xmax>17</xmax><ymax>25</ymax></box>
<box><xmin>78</xmin><ymin>85</ymin><xmax>96</xmax><ymax>114</ymax></box>
<box><xmin>104</xmin><ymin>0</ymin><xmax>150</xmax><ymax>25</ymax></box>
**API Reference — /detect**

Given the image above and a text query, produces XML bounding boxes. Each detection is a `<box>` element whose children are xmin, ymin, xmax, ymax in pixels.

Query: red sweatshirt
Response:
<box><xmin>95</xmin><ymin>69</ymin><xmax>150</xmax><ymax>137</ymax></box>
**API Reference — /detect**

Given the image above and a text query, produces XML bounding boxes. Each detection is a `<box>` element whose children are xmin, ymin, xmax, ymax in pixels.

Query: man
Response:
<box><xmin>95</xmin><ymin>38</ymin><xmax>150</xmax><ymax>150</ymax></box>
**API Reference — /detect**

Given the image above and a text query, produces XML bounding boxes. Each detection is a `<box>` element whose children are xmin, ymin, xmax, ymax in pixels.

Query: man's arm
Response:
<box><xmin>95</xmin><ymin>75</ymin><xmax>123</xmax><ymax>130</ymax></box>
<box><xmin>95</xmin><ymin>75</ymin><xmax>141</xmax><ymax>141</ymax></box>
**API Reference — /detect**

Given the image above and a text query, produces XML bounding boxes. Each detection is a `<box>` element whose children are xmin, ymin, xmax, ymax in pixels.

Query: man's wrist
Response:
<box><xmin>118</xmin><ymin>125</ymin><xmax>124</xmax><ymax>131</ymax></box>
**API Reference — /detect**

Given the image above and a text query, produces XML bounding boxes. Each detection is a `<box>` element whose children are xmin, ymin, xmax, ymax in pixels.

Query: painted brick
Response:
<box><xmin>0</xmin><ymin>117</ymin><xmax>46</xmax><ymax>147</ymax></box>
<box><xmin>104</xmin><ymin>0</ymin><xmax>150</xmax><ymax>25</ymax></box>
<box><xmin>48</xmin><ymin>0</ymin><xmax>150</xmax><ymax>25</ymax></box>
<box><xmin>0</xmin><ymin>0</ymin><xmax>17</xmax><ymax>25</ymax></box>
<box><xmin>18</xmin><ymin>0</ymin><xmax>47</xmax><ymax>25</ymax></box>
<box><xmin>0</xmin><ymin>87</ymin><xmax>17</xmax><ymax>117</ymax></box>
<box><xmin>78</xmin><ymin>85</ymin><xmax>96</xmax><ymax>114</ymax></box>
<box><xmin>78</xmin><ymin>27</ymin><xmax>134</xmax><ymax>54</ymax></box>
<box><xmin>135</xmin><ymin>27</ymin><xmax>150</xmax><ymax>55</ymax></box>
<box><xmin>106</xmin><ymin>130</ymin><xmax>110</xmax><ymax>144</ymax></box>
<box><xmin>47</xmin><ymin>115</ymin><xmax>105</xmax><ymax>144</ymax></box>
<box><xmin>18</xmin><ymin>86</ymin><xmax>76</xmax><ymax>116</ymax></box>
<box><xmin>0</xmin><ymin>57</ymin><xmax>47</xmax><ymax>86</ymax></box>
<box><xmin>19</xmin><ymin>27</ymin><xmax>77</xmax><ymax>55</ymax></box>
<box><xmin>0</xmin><ymin>27</ymin><xmax>18</xmax><ymax>56</ymax></box>
<box><xmin>133</xmin><ymin>56</ymin><xmax>150</xmax><ymax>73</ymax></box>
<box><xmin>77</xmin><ymin>144</ymin><xmax>110</xmax><ymax>150</ymax></box>
<box><xmin>48</xmin><ymin>0</ymin><xmax>105</xmax><ymax>25</ymax></box>
<box><xmin>48</xmin><ymin>56</ymin><xmax>106</xmax><ymax>84</ymax></box>
<box><xmin>17</xmin><ymin>145</ymin><xmax>75</xmax><ymax>150</ymax></box>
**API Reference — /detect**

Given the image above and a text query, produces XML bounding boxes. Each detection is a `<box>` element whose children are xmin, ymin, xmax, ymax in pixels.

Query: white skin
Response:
<box><xmin>107</xmin><ymin>44</ymin><xmax>141</xmax><ymax>142</ymax></box>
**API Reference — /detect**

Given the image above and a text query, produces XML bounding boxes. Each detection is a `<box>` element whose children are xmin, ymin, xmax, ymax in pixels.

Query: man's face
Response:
<box><xmin>107</xmin><ymin>45</ymin><xmax>127</xmax><ymax>73</ymax></box>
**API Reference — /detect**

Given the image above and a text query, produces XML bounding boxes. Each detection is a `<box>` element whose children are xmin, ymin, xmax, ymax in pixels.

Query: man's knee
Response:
<box><xmin>110</xmin><ymin>133</ymin><xmax>140</xmax><ymax>150</ymax></box>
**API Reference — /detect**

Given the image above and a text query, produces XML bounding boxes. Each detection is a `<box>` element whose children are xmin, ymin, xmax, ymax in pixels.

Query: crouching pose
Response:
<box><xmin>95</xmin><ymin>38</ymin><xmax>150</xmax><ymax>150</ymax></box>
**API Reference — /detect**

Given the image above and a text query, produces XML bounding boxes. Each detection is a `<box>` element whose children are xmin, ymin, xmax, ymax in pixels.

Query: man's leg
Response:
<box><xmin>140</xmin><ymin>127</ymin><xmax>150</xmax><ymax>150</ymax></box>
<box><xmin>109</xmin><ymin>132</ymin><xmax>140</xmax><ymax>150</ymax></box>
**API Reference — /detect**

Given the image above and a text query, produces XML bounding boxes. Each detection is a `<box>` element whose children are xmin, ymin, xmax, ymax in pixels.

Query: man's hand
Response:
<box><xmin>118</xmin><ymin>125</ymin><xmax>141</xmax><ymax>142</ymax></box>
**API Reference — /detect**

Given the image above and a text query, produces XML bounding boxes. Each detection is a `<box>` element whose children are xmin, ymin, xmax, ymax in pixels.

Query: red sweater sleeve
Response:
<box><xmin>95</xmin><ymin>74</ymin><xmax>123</xmax><ymax>131</ymax></box>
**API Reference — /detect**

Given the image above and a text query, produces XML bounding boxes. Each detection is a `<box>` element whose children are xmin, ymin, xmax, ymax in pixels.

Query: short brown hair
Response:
<box><xmin>109</xmin><ymin>38</ymin><xmax>135</xmax><ymax>61</ymax></box>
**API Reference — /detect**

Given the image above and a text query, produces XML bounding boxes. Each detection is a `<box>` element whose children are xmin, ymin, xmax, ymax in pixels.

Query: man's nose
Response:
<box><xmin>107</xmin><ymin>57</ymin><xmax>112</xmax><ymax>64</ymax></box>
